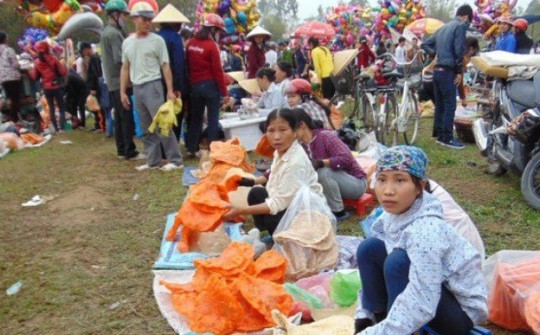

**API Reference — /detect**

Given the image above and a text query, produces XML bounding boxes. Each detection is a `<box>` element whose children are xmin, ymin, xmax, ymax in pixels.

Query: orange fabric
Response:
<box><xmin>20</xmin><ymin>133</ymin><xmax>45</xmax><ymax>145</ymax></box>
<box><xmin>330</xmin><ymin>104</ymin><xmax>343</xmax><ymax>129</ymax></box>
<box><xmin>161</xmin><ymin>242</ymin><xmax>293</xmax><ymax>335</ymax></box>
<box><xmin>255</xmin><ymin>135</ymin><xmax>274</xmax><ymax>158</ymax></box>
<box><xmin>249</xmin><ymin>250</ymin><xmax>288</xmax><ymax>284</ymax></box>
<box><xmin>488</xmin><ymin>256</ymin><xmax>540</xmax><ymax>333</ymax></box>
<box><xmin>168</xmin><ymin>138</ymin><xmax>255</xmax><ymax>252</ymax></box>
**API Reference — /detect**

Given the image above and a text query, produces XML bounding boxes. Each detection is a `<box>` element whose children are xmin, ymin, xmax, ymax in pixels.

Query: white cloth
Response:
<box><xmin>75</xmin><ymin>57</ymin><xmax>86</xmax><ymax>79</ymax></box>
<box><xmin>356</xmin><ymin>192</ymin><xmax>488</xmax><ymax>335</ymax></box>
<box><xmin>395</xmin><ymin>45</ymin><xmax>406</xmax><ymax>65</ymax></box>
<box><xmin>257</xmin><ymin>82</ymin><xmax>287</xmax><ymax>109</ymax></box>
<box><xmin>265</xmin><ymin>140</ymin><xmax>323</xmax><ymax>215</ymax></box>
<box><xmin>479</xmin><ymin>50</ymin><xmax>540</xmax><ymax>67</ymax></box>
<box><xmin>429</xmin><ymin>180</ymin><xmax>486</xmax><ymax>260</ymax></box>
<box><xmin>265</xmin><ymin>49</ymin><xmax>278</xmax><ymax>67</ymax></box>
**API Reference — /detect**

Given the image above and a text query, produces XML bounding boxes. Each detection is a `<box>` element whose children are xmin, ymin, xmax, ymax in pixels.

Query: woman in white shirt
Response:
<box><xmin>256</xmin><ymin>68</ymin><xmax>288</xmax><ymax>109</ymax></box>
<box><xmin>274</xmin><ymin>61</ymin><xmax>292</xmax><ymax>101</ymax></box>
<box><xmin>223</xmin><ymin>108</ymin><xmax>323</xmax><ymax>235</ymax></box>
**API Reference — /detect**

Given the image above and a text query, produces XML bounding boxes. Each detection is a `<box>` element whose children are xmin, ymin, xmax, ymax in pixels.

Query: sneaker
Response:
<box><xmin>135</xmin><ymin>164</ymin><xmax>159</xmax><ymax>171</ymax></box>
<box><xmin>436</xmin><ymin>138</ymin><xmax>465</xmax><ymax>150</ymax></box>
<box><xmin>334</xmin><ymin>211</ymin><xmax>351</xmax><ymax>222</ymax></box>
<box><xmin>160</xmin><ymin>163</ymin><xmax>184</xmax><ymax>171</ymax></box>
<box><xmin>127</xmin><ymin>153</ymin><xmax>146</xmax><ymax>161</ymax></box>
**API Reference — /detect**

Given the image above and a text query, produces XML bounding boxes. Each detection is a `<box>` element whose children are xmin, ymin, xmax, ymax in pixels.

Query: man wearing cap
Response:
<box><xmin>154</xmin><ymin>4</ymin><xmax>189</xmax><ymax>142</ymax></box>
<box><xmin>101</xmin><ymin>0</ymin><xmax>140</xmax><ymax>159</ymax></box>
<box><xmin>120</xmin><ymin>1</ymin><xmax>183</xmax><ymax>171</ymax></box>
<box><xmin>495</xmin><ymin>16</ymin><xmax>517</xmax><ymax>53</ymax></box>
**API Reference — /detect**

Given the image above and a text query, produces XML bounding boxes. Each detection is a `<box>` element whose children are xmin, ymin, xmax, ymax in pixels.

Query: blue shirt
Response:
<box><xmin>157</xmin><ymin>27</ymin><xmax>188</xmax><ymax>94</ymax></box>
<box><xmin>421</xmin><ymin>18</ymin><xmax>468</xmax><ymax>74</ymax></box>
<box><xmin>495</xmin><ymin>31</ymin><xmax>517</xmax><ymax>53</ymax></box>
<box><xmin>294</xmin><ymin>49</ymin><xmax>307</xmax><ymax>76</ymax></box>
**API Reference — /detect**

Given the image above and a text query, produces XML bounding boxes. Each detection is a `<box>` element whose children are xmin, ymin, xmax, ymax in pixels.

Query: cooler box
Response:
<box><xmin>219</xmin><ymin>116</ymin><xmax>266</xmax><ymax>151</ymax></box>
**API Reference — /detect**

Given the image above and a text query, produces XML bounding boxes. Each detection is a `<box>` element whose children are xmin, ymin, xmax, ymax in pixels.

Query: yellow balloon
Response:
<box><xmin>237</xmin><ymin>25</ymin><xmax>246</xmax><ymax>33</ymax></box>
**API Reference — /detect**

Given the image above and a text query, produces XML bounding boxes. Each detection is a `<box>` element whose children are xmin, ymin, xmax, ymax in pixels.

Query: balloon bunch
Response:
<box><xmin>15</xmin><ymin>0</ymin><xmax>106</xmax><ymax>34</ymax></box>
<box><xmin>325</xmin><ymin>0</ymin><xmax>425</xmax><ymax>50</ymax></box>
<box><xmin>17</xmin><ymin>28</ymin><xmax>49</xmax><ymax>51</ymax></box>
<box><xmin>195</xmin><ymin>0</ymin><xmax>261</xmax><ymax>44</ymax></box>
<box><xmin>472</xmin><ymin>0</ymin><xmax>517</xmax><ymax>35</ymax></box>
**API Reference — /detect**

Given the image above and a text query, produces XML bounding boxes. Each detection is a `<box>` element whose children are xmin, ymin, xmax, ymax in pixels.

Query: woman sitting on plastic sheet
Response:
<box><xmin>223</xmin><ymin>108</ymin><xmax>323</xmax><ymax>236</ymax></box>
<box><xmin>294</xmin><ymin>109</ymin><xmax>367</xmax><ymax>222</ymax></box>
<box><xmin>255</xmin><ymin>67</ymin><xmax>288</xmax><ymax>110</ymax></box>
<box><xmin>354</xmin><ymin>146</ymin><xmax>488</xmax><ymax>335</ymax></box>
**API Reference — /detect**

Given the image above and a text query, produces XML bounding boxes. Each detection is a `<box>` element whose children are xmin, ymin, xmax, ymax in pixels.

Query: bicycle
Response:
<box><xmin>375</xmin><ymin>51</ymin><xmax>424</xmax><ymax>145</ymax></box>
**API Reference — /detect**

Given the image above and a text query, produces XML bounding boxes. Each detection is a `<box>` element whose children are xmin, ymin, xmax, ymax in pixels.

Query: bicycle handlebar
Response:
<box><xmin>376</xmin><ymin>50</ymin><xmax>425</xmax><ymax>66</ymax></box>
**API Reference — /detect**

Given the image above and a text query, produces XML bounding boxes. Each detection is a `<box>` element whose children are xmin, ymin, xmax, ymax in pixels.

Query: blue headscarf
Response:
<box><xmin>376</xmin><ymin>145</ymin><xmax>428</xmax><ymax>180</ymax></box>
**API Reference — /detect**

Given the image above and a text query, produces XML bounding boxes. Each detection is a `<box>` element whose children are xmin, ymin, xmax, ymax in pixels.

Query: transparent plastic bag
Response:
<box><xmin>484</xmin><ymin>250</ymin><xmax>540</xmax><ymax>334</ymax></box>
<box><xmin>283</xmin><ymin>283</ymin><xmax>324</xmax><ymax>309</ymax></box>
<box><xmin>272</xmin><ymin>186</ymin><xmax>338</xmax><ymax>280</ymax></box>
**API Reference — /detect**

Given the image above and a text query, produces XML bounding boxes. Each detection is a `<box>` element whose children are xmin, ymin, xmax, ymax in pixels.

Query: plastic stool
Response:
<box><xmin>419</xmin><ymin>325</ymin><xmax>492</xmax><ymax>335</ymax></box>
<box><xmin>343</xmin><ymin>193</ymin><xmax>376</xmax><ymax>216</ymax></box>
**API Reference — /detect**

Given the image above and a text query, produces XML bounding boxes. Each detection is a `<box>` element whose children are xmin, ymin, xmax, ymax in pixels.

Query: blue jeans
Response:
<box><xmin>356</xmin><ymin>238</ymin><xmax>473</xmax><ymax>335</ymax></box>
<box><xmin>44</xmin><ymin>88</ymin><xmax>66</xmax><ymax>131</ymax></box>
<box><xmin>187</xmin><ymin>80</ymin><xmax>221</xmax><ymax>153</ymax></box>
<box><xmin>433</xmin><ymin>70</ymin><xmax>457</xmax><ymax>143</ymax></box>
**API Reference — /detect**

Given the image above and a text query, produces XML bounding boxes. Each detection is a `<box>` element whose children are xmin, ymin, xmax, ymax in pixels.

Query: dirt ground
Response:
<box><xmin>1</xmin><ymin>120</ymin><xmax>538</xmax><ymax>334</ymax></box>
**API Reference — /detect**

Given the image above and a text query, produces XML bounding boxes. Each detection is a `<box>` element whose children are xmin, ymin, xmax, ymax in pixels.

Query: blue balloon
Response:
<box><xmin>237</xmin><ymin>11</ymin><xmax>247</xmax><ymax>25</ymax></box>
<box><xmin>224</xmin><ymin>17</ymin><xmax>236</xmax><ymax>35</ymax></box>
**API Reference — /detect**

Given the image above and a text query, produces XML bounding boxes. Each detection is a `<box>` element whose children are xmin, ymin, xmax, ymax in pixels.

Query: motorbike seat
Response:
<box><xmin>506</xmin><ymin>71</ymin><xmax>540</xmax><ymax>109</ymax></box>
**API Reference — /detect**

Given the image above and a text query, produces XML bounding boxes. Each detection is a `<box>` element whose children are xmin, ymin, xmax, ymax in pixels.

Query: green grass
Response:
<box><xmin>0</xmin><ymin>119</ymin><xmax>538</xmax><ymax>334</ymax></box>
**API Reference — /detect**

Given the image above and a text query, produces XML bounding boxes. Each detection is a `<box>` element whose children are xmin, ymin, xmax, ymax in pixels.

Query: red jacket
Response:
<box><xmin>247</xmin><ymin>43</ymin><xmax>265</xmax><ymax>79</ymax></box>
<box><xmin>30</xmin><ymin>54</ymin><xmax>67</xmax><ymax>90</ymax></box>
<box><xmin>186</xmin><ymin>37</ymin><xmax>228</xmax><ymax>97</ymax></box>
<box><xmin>357</xmin><ymin>44</ymin><xmax>375</xmax><ymax>70</ymax></box>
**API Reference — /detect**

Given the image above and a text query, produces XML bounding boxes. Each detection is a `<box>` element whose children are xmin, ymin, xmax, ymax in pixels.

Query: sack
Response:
<box><xmin>336</xmin><ymin>120</ymin><xmax>361</xmax><ymax>151</ymax></box>
<box><xmin>272</xmin><ymin>186</ymin><xmax>338</xmax><ymax>281</ymax></box>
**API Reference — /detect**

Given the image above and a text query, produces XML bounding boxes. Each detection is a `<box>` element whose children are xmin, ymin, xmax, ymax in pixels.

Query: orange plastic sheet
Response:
<box><xmin>161</xmin><ymin>242</ymin><xmax>292</xmax><ymax>335</ymax></box>
<box><xmin>167</xmin><ymin>138</ymin><xmax>255</xmax><ymax>252</ymax></box>
<box><xmin>255</xmin><ymin>135</ymin><xmax>274</xmax><ymax>158</ymax></box>
<box><xmin>488</xmin><ymin>255</ymin><xmax>540</xmax><ymax>333</ymax></box>
<box><xmin>20</xmin><ymin>133</ymin><xmax>45</xmax><ymax>145</ymax></box>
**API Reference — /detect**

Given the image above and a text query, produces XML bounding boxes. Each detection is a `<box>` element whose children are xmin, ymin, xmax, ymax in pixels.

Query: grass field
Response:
<box><xmin>0</xmin><ymin>118</ymin><xmax>538</xmax><ymax>334</ymax></box>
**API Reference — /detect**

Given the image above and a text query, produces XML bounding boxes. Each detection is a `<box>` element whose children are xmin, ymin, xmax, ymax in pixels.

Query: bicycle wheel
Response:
<box><xmin>377</xmin><ymin>93</ymin><xmax>398</xmax><ymax>147</ymax></box>
<box><xmin>360</xmin><ymin>94</ymin><xmax>375</xmax><ymax>132</ymax></box>
<box><xmin>403</xmin><ymin>90</ymin><xmax>420</xmax><ymax>145</ymax></box>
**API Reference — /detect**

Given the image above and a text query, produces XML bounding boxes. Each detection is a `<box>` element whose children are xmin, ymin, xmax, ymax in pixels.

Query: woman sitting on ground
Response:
<box><xmin>354</xmin><ymin>145</ymin><xmax>487</xmax><ymax>335</ymax></box>
<box><xmin>223</xmin><ymin>108</ymin><xmax>323</xmax><ymax>235</ymax></box>
<box><xmin>294</xmin><ymin>109</ymin><xmax>367</xmax><ymax>221</ymax></box>
<box><xmin>256</xmin><ymin>67</ymin><xmax>288</xmax><ymax>109</ymax></box>
<box><xmin>285</xmin><ymin>78</ymin><xmax>333</xmax><ymax>129</ymax></box>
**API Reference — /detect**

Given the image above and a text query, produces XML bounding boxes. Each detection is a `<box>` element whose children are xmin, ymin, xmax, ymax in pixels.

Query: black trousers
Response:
<box><xmin>247</xmin><ymin>187</ymin><xmax>286</xmax><ymax>235</ymax></box>
<box><xmin>2</xmin><ymin>80</ymin><xmax>21</xmax><ymax>122</ymax></box>
<box><xmin>321</xmin><ymin>77</ymin><xmax>335</xmax><ymax>100</ymax></box>
<box><xmin>66</xmin><ymin>89</ymin><xmax>88</xmax><ymax>127</ymax></box>
<box><xmin>109</xmin><ymin>89</ymin><xmax>138</xmax><ymax>158</ymax></box>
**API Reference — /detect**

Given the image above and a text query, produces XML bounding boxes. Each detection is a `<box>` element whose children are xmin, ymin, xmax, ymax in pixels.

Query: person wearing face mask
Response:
<box><xmin>185</xmin><ymin>13</ymin><xmax>229</xmax><ymax>158</ymax></box>
<box><xmin>120</xmin><ymin>1</ymin><xmax>184</xmax><ymax>171</ymax></box>
<box><xmin>101</xmin><ymin>0</ymin><xmax>140</xmax><ymax>160</ymax></box>
<box><xmin>421</xmin><ymin>5</ymin><xmax>473</xmax><ymax>150</ymax></box>
<box><xmin>246</xmin><ymin>26</ymin><xmax>272</xmax><ymax>79</ymax></box>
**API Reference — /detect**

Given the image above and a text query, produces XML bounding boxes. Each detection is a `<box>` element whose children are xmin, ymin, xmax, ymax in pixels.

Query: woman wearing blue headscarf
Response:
<box><xmin>354</xmin><ymin>146</ymin><xmax>488</xmax><ymax>335</ymax></box>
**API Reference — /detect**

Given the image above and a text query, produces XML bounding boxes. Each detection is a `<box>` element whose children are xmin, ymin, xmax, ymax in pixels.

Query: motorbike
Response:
<box><xmin>472</xmin><ymin>72</ymin><xmax>540</xmax><ymax>210</ymax></box>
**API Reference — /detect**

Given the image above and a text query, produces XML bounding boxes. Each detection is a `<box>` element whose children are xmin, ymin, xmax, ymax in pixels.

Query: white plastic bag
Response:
<box><xmin>272</xmin><ymin>186</ymin><xmax>338</xmax><ymax>281</ymax></box>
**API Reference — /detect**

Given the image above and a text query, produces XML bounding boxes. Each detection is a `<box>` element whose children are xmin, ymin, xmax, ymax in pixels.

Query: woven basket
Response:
<box><xmin>454</xmin><ymin>118</ymin><xmax>476</xmax><ymax>143</ymax></box>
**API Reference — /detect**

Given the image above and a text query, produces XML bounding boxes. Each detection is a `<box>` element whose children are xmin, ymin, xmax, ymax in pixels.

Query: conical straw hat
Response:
<box><xmin>332</xmin><ymin>49</ymin><xmax>358</xmax><ymax>76</ymax></box>
<box><xmin>246</xmin><ymin>26</ymin><xmax>272</xmax><ymax>40</ymax></box>
<box><xmin>226</xmin><ymin>71</ymin><xmax>246</xmax><ymax>83</ymax></box>
<box><xmin>238</xmin><ymin>79</ymin><xmax>261</xmax><ymax>96</ymax></box>
<box><xmin>153</xmin><ymin>4</ymin><xmax>190</xmax><ymax>24</ymax></box>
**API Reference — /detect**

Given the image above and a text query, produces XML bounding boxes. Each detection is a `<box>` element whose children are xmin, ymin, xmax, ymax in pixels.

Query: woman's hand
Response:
<box><xmin>223</xmin><ymin>206</ymin><xmax>243</xmax><ymax>222</ymax></box>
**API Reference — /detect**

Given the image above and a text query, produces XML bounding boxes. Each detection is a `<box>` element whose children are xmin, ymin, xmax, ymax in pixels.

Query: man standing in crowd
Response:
<box><xmin>495</xmin><ymin>16</ymin><xmax>517</xmax><ymax>53</ymax></box>
<box><xmin>0</xmin><ymin>31</ymin><xmax>22</xmax><ymax>123</ymax></box>
<box><xmin>395</xmin><ymin>37</ymin><xmax>407</xmax><ymax>64</ymax></box>
<box><xmin>265</xmin><ymin>42</ymin><xmax>278</xmax><ymax>67</ymax></box>
<box><xmin>101</xmin><ymin>0</ymin><xmax>140</xmax><ymax>159</ymax></box>
<box><xmin>422</xmin><ymin>4</ymin><xmax>473</xmax><ymax>150</ymax></box>
<box><xmin>292</xmin><ymin>39</ymin><xmax>308</xmax><ymax>78</ymax></box>
<box><xmin>154</xmin><ymin>3</ymin><xmax>189</xmax><ymax>142</ymax></box>
<box><xmin>120</xmin><ymin>1</ymin><xmax>183</xmax><ymax>171</ymax></box>
<box><xmin>80</xmin><ymin>42</ymin><xmax>105</xmax><ymax>131</ymax></box>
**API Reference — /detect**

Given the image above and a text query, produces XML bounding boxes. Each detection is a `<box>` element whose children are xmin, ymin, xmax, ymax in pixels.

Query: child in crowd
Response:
<box><xmin>354</xmin><ymin>145</ymin><xmax>488</xmax><ymax>335</ymax></box>
<box><xmin>285</xmin><ymin>78</ymin><xmax>333</xmax><ymax>129</ymax></box>
<box><xmin>294</xmin><ymin>109</ymin><xmax>367</xmax><ymax>221</ymax></box>
<box><xmin>223</xmin><ymin>108</ymin><xmax>323</xmax><ymax>235</ymax></box>
<box><xmin>256</xmin><ymin>67</ymin><xmax>288</xmax><ymax>109</ymax></box>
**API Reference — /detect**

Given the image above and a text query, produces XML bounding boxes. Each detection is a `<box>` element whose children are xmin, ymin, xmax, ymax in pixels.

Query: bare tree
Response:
<box><xmin>425</xmin><ymin>0</ymin><xmax>457</xmax><ymax>23</ymax></box>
